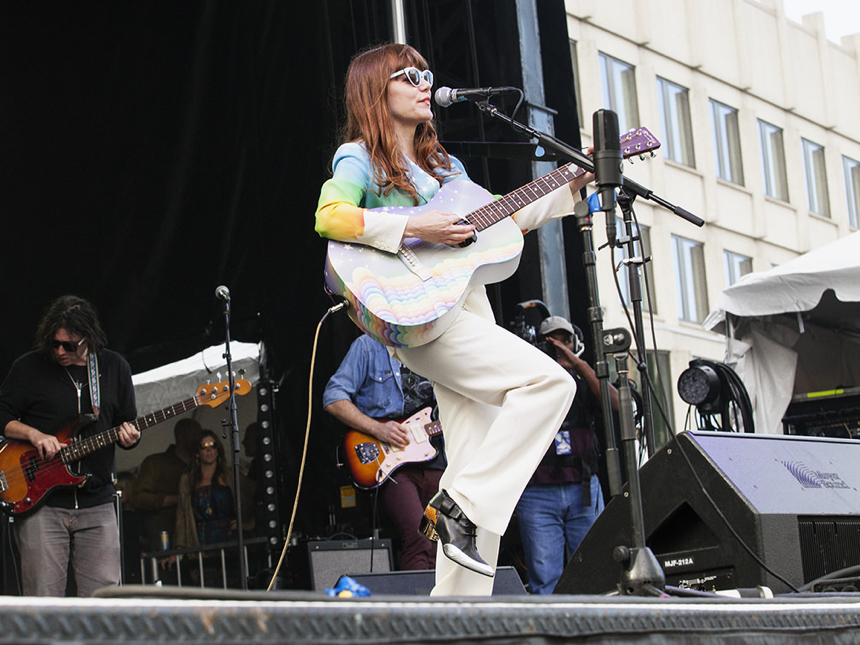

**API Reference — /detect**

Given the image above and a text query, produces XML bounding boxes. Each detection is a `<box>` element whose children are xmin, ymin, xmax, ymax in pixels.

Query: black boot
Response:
<box><xmin>419</xmin><ymin>489</ymin><xmax>494</xmax><ymax>577</ymax></box>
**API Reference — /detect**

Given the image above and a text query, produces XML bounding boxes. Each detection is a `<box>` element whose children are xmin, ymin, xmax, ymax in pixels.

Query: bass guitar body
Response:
<box><xmin>0</xmin><ymin>420</ymin><xmax>89</xmax><ymax>516</ymax></box>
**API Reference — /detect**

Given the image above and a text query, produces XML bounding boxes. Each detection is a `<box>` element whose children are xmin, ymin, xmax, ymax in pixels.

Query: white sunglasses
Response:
<box><xmin>390</xmin><ymin>67</ymin><xmax>434</xmax><ymax>88</ymax></box>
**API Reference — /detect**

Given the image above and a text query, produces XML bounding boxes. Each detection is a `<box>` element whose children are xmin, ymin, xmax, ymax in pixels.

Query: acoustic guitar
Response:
<box><xmin>325</xmin><ymin>127</ymin><xmax>660</xmax><ymax>347</ymax></box>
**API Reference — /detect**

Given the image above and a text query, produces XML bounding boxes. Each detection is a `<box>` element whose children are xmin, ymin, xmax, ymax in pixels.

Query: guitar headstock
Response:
<box><xmin>196</xmin><ymin>379</ymin><xmax>252</xmax><ymax>407</ymax></box>
<box><xmin>621</xmin><ymin>126</ymin><xmax>661</xmax><ymax>160</ymax></box>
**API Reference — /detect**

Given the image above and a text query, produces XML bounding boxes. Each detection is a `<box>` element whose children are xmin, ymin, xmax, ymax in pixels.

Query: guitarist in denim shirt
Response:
<box><xmin>324</xmin><ymin>334</ymin><xmax>444</xmax><ymax>570</ymax></box>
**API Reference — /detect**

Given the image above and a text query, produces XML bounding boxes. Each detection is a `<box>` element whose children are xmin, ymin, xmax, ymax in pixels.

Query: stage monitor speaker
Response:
<box><xmin>307</xmin><ymin>538</ymin><xmax>392</xmax><ymax>591</ymax></box>
<box><xmin>556</xmin><ymin>431</ymin><xmax>860</xmax><ymax>595</ymax></box>
<box><xmin>348</xmin><ymin>566</ymin><xmax>527</xmax><ymax>596</ymax></box>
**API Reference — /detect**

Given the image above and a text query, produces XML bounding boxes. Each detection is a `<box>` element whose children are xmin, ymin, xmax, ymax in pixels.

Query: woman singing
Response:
<box><xmin>315</xmin><ymin>43</ymin><xmax>592</xmax><ymax>596</ymax></box>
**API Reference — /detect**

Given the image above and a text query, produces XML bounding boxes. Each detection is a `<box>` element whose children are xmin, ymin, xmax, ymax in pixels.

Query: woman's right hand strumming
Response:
<box><xmin>403</xmin><ymin>209</ymin><xmax>476</xmax><ymax>245</ymax></box>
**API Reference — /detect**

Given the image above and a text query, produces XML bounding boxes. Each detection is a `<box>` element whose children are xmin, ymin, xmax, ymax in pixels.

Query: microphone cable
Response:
<box><xmin>265</xmin><ymin>298</ymin><xmax>348</xmax><ymax>591</ymax></box>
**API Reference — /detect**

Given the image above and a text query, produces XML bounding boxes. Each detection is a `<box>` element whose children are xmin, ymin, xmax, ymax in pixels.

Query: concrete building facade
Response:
<box><xmin>562</xmin><ymin>0</ymin><xmax>860</xmax><ymax>439</ymax></box>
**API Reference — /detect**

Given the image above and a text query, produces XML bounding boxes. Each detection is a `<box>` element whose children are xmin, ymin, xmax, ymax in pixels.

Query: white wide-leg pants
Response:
<box><xmin>395</xmin><ymin>304</ymin><xmax>576</xmax><ymax>595</ymax></box>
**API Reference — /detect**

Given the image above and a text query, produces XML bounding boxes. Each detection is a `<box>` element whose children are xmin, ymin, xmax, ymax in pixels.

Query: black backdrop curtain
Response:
<box><xmin>0</xmin><ymin>0</ymin><xmax>581</xmax><ymax>540</ymax></box>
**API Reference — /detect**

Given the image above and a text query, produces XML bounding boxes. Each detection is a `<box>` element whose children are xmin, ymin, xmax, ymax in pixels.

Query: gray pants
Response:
<box><xmin>14</xmin><ymin>503</ymin><xmax>120</xmax><ymax>597</ymax></box>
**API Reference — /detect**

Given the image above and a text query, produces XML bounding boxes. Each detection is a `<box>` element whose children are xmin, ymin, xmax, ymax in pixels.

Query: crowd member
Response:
<box><xmin>0</xmin><ymin>295</ymin><xmax>139</xmax><ymax>596</ymax></box>
<box><xmin>174</xmin><ymin>430</ymin><xmax>237</xmax><ymax>551</ymax></box>
<box><xmin>133</xmin><ymin>417</ymin><xmax>201</xmax><ymax>549</ymax></box>
<box><xmin>324</xmin><ymin>334</ymin><xmax>443</xmax><ymax>570</ymax></box>
<box><xmin>314</xmin><ymin>43</ymin><xmax>592</xmax><ymax>595</ymax></box>
<box><xmin>173</xmin><ymin>429</ymin><xmax>238</xmax><ymax>586</ymax></box>
<box><xmin>516</xmin><ymin>316</ymin><xmax>618</xmax><ymax>594</ymax></box>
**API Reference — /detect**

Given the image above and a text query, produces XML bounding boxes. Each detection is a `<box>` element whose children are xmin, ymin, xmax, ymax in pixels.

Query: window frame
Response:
<box><xmin>657</xmin><ymin>77</ymin><xmax>695</xmax><ymax>167</ymax></box>
<box><xmin>758</xmin><ymin>119</ymin><xmax>789</xmax><ymax>202</ymax></box>
<box><xmin>801</xmin><ymin>137</ymin><xmax>830</xmax><ymax>216</ymax></box>
<box><xmin>599</xmin><ymin>52</ymin><xmax>640</xmax><ymax>134</ymax></box>
<box><xmin>710</xmin><ymin>99</ymin><xmax>744</xmax><ymax>185</ymax></box>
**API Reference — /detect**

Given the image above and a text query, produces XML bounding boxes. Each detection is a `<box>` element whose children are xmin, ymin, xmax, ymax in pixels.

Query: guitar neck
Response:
<box><xmin>465</xmin><ymin>163</ymin><xmax>581</xmax><ymax>232</ymax></box>
<box><xmin>59</xmin><ymin>394</ymin><xmax>203</xmax><ymax>465</ymax></box>
<box><xmin>462</xmin><ymin>127</ymin><xmax>660</xmax><ymax>232</ymax></box>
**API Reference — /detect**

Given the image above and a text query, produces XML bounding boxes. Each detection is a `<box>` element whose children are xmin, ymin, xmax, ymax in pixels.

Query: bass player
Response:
<box><xmin>0</xmin><ymin>294</ymin><xmax>139</xmax><ymax>596</ymax></box>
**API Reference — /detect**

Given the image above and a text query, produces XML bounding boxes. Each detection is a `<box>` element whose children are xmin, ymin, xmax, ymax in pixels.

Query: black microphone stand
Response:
<box><xmin>218</xmin><ymin>291</ymin><xmax>248</xmax><ymax>591</ymax></box>
<box><xmin>469</xmin><ymin>100</ymin><xmax>700</xmax><ymax>594</ymax></box>
<box><xmin>616</xmin><ymin>189</ymin><xmax>658</xmax><ymax>457</ymax></box>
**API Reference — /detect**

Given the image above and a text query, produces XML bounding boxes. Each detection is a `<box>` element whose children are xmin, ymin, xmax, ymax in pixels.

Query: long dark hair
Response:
<box><xmin>35</xmin><ymin>295</ymin><xmax>108</xmax><ymax>356</ymax></box>
<box><xmin>342</xmin><ymin>43</ymin><xmax>455</xmax><ymax>204</ymax></box>
<box><xmin>191</xmin><ymin>429</ymin><xmax>231</xmax><ymax>489</ymax></box>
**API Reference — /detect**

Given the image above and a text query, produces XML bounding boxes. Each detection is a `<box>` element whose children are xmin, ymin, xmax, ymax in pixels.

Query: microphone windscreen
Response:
<box><xmin>434</xmin><ymin>87</ymin><xmax>455</xmax><ymax>108</ymax></box>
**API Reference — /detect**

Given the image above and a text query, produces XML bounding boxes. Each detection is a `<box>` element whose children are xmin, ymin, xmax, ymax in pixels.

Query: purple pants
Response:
<box><xmin>378</xmin><ymin>466</ymin><xmax>443</xmax><ymax>570</ymax></box>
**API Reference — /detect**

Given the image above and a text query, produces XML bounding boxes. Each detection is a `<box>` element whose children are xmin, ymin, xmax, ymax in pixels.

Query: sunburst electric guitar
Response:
<box><xmin>325</xmin><ymin>127</ymin><xmax>660</xmax><ymax>348</ymax></box>
<box><xmin>343</xmin><ymin>406</ymin><xmax>442</xmax><ymax>489</ymax></box>
<box><xmin>0</xmin><ymin>379</ymin><xmax>251</xmax><ymax>516</ymax></box>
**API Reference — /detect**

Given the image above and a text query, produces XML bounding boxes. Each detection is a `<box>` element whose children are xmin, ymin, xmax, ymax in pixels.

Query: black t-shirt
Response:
<box><xmin>528</xmin><ymin>372</ymin><xmax>599</xmax><ymax>486</ymax></box>
<box><xmin>0</xmin><ymin>349</ymin><xmax>137</xmax><ymax>508</ymax></box>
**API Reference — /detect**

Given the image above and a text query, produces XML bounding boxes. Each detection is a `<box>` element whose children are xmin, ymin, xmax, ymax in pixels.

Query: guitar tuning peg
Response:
<box><xmin>216</xmin><ymin>371</ymin><xmax>223</xmax><ymax>382</ymax></box>
<box><xmin>238</xmin><ymin>368</ymin><xmax>246</xmax><ymax>378</ymax></box>
<box><xmin>650</xmin><ymin>151</ymin><xmax>657</xmax><ymax>157</ymax></box>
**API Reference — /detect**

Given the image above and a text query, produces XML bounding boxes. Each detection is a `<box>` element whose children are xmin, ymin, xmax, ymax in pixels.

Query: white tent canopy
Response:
<box><xmin>118</xmin><ymin>342</ymin><xmax>262</xmax><ymax>473</ymax></box>
<box><xmin>703</xmin><ymin>231</ymin><xmax>860</xmax><ymax>434</ymax></box>
<box><xmin>132</xmin><ymin>341</ymin><xmax>262</xmax><ymax>415</ymax></box>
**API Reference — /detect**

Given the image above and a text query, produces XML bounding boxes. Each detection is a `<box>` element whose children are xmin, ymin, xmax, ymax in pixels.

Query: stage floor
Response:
<box><xmin>2</xmin><ymin>586</ymin><xmax>860</xmax><ymax>645</ymax></box>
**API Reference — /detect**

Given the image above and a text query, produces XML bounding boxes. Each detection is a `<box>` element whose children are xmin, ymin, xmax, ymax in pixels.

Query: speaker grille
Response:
<box><xmin>798</xmin><ymin>516</ymin><xmax>860</xmax><ymax>583</ymax></box>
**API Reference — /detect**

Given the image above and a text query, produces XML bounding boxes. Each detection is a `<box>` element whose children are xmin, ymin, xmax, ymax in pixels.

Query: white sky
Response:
<box><xmin>782</xmin><ymin>0</ymin><xmax>860</xmax><ymax>43</ymax></box>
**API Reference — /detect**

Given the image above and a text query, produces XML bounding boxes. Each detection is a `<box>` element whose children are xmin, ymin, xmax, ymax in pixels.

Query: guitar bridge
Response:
<box><xmin>0</xmin><ymin>471</ymin><xmax>6</xmax><ymax>494</ymax></box>
<box><xmin>354</xmin><ymin>442</ymin><xmax>382</xmax><ymax>465</ymax></box>
<box><xmin>397</xmin><ymin>245</ymin><xmax>433</xmax><ymax>281</ymax></box>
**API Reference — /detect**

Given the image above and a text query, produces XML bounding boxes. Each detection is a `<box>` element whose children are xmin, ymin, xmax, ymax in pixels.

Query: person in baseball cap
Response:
<box><xmin>515</xmin><ymin>315</ymin><xmax>617</xmax><ymax>594</ymax></box>
<box><xmin>539</xmin><ymin>316</ymin><xmax>585</xmax><ymax>358</ymax></box>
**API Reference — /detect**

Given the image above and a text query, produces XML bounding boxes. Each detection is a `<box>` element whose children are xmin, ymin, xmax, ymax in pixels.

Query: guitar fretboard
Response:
<box><xmin>59</xmin><ymin>395</ymin><xmax>202</xmax><ymax>464</ymax></box>
<box><xmin>466</xmin><ymin>163</ymin><xmax>581</xmax><ymax>231</ymax></box>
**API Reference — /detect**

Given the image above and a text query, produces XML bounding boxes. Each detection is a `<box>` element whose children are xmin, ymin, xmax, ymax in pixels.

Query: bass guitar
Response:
<box><xmin>343</xmin><ymin>406</ymin><xmax>442</xmax><ymax>489</ymax></box>
<box><xmin>325</xmin><ymin>127</ymin><xmax>660</xmax><ymax>348</ymax></box>
<box><xmin>0</xmin><ymin>379</ymin><xmax>251</xmax><ymax>516</ymax></box>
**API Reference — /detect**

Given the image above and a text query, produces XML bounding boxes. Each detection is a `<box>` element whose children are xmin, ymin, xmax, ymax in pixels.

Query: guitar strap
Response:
<box><xmin>86</xmin><ymin>351</ymin><xmax>101</xmax><ymax>417</ymax></box>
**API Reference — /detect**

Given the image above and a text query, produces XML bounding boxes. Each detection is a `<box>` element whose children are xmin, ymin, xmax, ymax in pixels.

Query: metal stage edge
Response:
<box><xmin>2</xmin><ymin>586</ymin><xmax>860</xmax><ymax>645</ymax></box>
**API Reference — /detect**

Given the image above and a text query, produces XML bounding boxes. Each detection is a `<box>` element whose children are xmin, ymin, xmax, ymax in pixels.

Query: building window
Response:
<box><xmin>723</xmin><ymin>250</ymin><xmax>753</xmax><ymax>287</ymax></box>
<box><xmin>656</xmin><ymin>77</ymin><xmax>695</xmax><ymax>167</ymax></box>
<box><xmin>758</xmin><ymin>120</ymin><xmax>789</xmax><ymax>201</ymax></box>
<box><xmin>569</xmin><ymin>40</ymin><xmax>583</xmax><ymax>130</ymax></box>
<box><xmin>599</xmin><ymin>52</ymin><xmax>639</xmax><ymax>134</ymax></box>
<box><xmin>710</xmin><ymin>99</ymin><xmax>744</xmax><ymax>185</ymax></box>
<box><xmin>616</xmin><ymin>221</ymin><xmax>656</xmax><ymax>313</ymax></box>
<box><xmin>845</xmin><ymin>156</ymin><xmax>860</xmax><ymax>228</ymax></box>
<box><xmin>672</xmin><ymin>235</ymin><xmax>709</xmax><ymax>323</ymax></box>
<box><xmin>801</xmin><ymin>138</ymin><xmax>829</xmax><ymax>216</ymax></box>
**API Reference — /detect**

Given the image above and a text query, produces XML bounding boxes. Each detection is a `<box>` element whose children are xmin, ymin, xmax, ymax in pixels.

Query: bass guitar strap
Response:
<box><xmin>86</xmin><ymin>352</ymin><xmax>100</xmax><ymax>417</ymax></box>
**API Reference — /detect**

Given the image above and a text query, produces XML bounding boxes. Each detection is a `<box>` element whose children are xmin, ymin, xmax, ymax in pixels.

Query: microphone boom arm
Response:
<box><xmin>471</xmin><ymin>102</ymin><xmax>703</xmax><ymax>227</ymax></box>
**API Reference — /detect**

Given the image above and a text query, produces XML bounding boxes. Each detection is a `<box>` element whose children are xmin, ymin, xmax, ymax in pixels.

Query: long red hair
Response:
<box><xmin>342</xmin><ymin>43</ymin><xmax>455</xmax><ymax>204</ymax></box>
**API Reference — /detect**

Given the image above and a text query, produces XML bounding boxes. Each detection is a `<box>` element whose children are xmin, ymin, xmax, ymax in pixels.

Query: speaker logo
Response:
<box><xmin>781</xmin><ymin>461</ymin><xmax>850</xmax><ymax>489</ymax></box>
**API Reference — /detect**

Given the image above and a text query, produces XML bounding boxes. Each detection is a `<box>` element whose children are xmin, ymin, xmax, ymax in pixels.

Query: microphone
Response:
<box><xmin>434</xmin><ymin>86</ymin><xmax>517</xmax><ymax>108</ymax></box>
<box><xmin>215</xmin><ymin>285</ymin><xmax>231</xmax><ymax>302</ymax></box>
<box><xmin>592</xmin><ymin>109</ymin><xmax>623</xmax><ymax>246</ymax></box>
